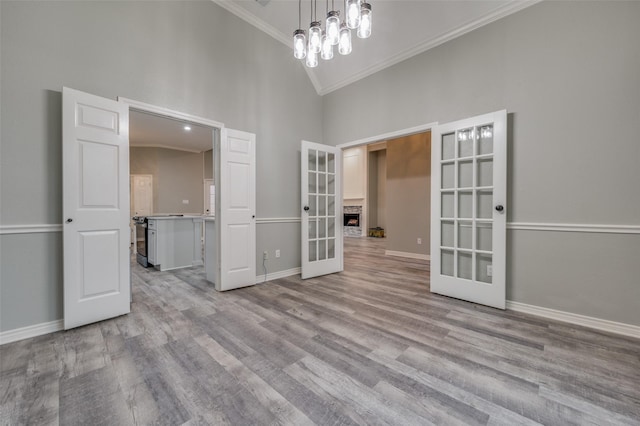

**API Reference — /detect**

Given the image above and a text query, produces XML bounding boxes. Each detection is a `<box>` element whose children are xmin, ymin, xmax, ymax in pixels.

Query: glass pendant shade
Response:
<box><xmin>338</xmin><ymin>23</ymin><xmax>352</xmax><ymax>55</ymax></box>
<box><xmin>308</xmin><ymin>22</ymin><xmax>322</xmax><ymax>54</ymax></box>
<box><xmin>357</xmin><ymin>3</ymin><xmax>371</xmax><ymax>39</ymax></box>
<box><xmin>293</xmin><ymin>29</ymin><xmax>307</xmax><ymax>59</ymax></box>
<box><xmin>346</xmin><ymin>0</ymin><xmax>361</xmax><ymax>29</ymax></box>
<box><xmin>326</xmin><ymin>11</ymin><xmax>340</xmax><ymax>46</ymax></box>
<box><xmin>321</xmin><ymin>33</ymin><xmax>333</xmax><ymax>60</ymax></box>
<box><xmin>306</xmin><ymin>49</ymin><xmax>319</xmax><ymax>67</ymax></box>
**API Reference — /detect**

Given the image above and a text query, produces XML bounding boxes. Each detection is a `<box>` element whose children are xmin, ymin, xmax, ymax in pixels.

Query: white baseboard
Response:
<box><xmin>0</xmin><ymin>319</ymin><xmax>64</xmax><ymax>345</ymax></box>
<box><xmin>3</xmin><ymin>299</ymin><xmax>637</xmax><ymax>345</ymax></box>
<box><xmin>506</xmin><ymin>301</ymin><xmax>640</xmax><ymax>339</ymax></box>
<box><xmin>385</xmin><ymin>250</ymin><xmax>430</xmax><ymax>261</ymax></box>
<box><xmin>255</xmin><ymin>267</ymin><xmax>301</xmax><ymax>284</ymax></box>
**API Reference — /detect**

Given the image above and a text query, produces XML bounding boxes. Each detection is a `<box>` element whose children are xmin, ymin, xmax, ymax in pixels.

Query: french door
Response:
<box><xmin>430</xmin><ymin>110</ymin><xmax>507</xmax><ymax>309</ymax></box>
<box><xmin>301</xmin><ymin>141</ymin><xmax>343</xmax><ymax>279</ymax></box>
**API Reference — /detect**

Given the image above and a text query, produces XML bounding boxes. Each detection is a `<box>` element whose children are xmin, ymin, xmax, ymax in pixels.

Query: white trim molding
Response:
<box><xmin>256</xmin><ymin>217</ymin><xmax>301</xmax><ymax>224</ymax></box>
<box><xmin>256</xmin><ymin>267</ymin><xmax>301</xmax><ymax>284</ymax></box>
<box><xmin>317</xmin><ymin>1</ymin><xmax>543</xmax><ymax>95</ymax></box>
<box><xmin>211</xmin><ymin>0</ymin><xmax>289</xmax><ymax>46</ymax></box>
<box><xmin>0</xmin><ymin>224</ymin><xmax>63</xmax><ymax>235</ymax></box>
<box><xmin>211</xmin><ymin>1</ymin><xmax>540</xmax><ymax>96</ymax></box>
<box><xmin>0</xmin><ymin>320</ymin><xmax>64</xmax><ymax>345</ymax></box>
<box><xmin>507</xmin><ymin>301</ymin><xmax>640</xmax><ymax>339</ymax></box>
<box><xmin>118</xmin><ymin>97</ymin><xmax>225</xmax><ymax>130</ymax></box>
<box><xmin>209</xmin><ymin>0</ymin><xmax>323</xmax><ymax>95</ymax></box>
<box><xmin>507</xmin><ymin>222</ymin><xmax>640</xmax><ymax>235</ymax></box>
<box><xmin>338</xmin><ymin>122</ymin><xmax>438</xmax><ymax>150</ymax></box>
<box><xmin>385</xmin><ymin>250</ymin><xmax>430</xmax><ymax>261</ymax></box>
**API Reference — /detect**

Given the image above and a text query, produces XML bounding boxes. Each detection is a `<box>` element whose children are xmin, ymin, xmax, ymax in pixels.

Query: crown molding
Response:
<box><xmin>211</xmin><ymin>1</ymin><xmax>540</xmax><ymax>95</ymax></box>
<box><xmin>211</xmin><ymin>0</ymin><xmax>290</xmax><ymax>46</ymax></box>
<box><xmin>211</xmin><ymin>0</ymin><xmax>323</xmax><ymax>94</ymax></box>
<box><xmin>319</xmin><ymin>0</ymin><xmax>542</xmax><ymax>95</ymax></box>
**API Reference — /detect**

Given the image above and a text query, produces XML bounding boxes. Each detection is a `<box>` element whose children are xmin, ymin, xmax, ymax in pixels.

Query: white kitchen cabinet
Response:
<box><xmin>204</xmin><ymin>217</ymin><xmax>217</xmax><ymax>284</ymax></box>
<box><xmin>147</xmin><ymin>226</ymin><xmax>157</xmax><ymax>265</ymax></box>
<box><xmin>147</xmin><ymin>216</ymin><xmax>203</xmax><ymax>271</ymax></box>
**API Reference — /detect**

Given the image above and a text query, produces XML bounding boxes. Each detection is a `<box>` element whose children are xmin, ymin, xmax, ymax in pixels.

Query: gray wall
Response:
<box><xmin>0</xmin><ymin>1</ymin><xmax>322</xmax><ymax>332</ymax></box>
<box><xmin>130</xmin><ymin>147</ymin><xmax>205</xmax><ymax>214</ymax></box>
<box><xmin>323</xmin><ymin>1</ymin><xmax>640</xmax><ymax>326</ymax></box>
<box><xmin>385</xmin><ymin>133</ymin><xmax>431</xmax><ymax>256</ymax></box>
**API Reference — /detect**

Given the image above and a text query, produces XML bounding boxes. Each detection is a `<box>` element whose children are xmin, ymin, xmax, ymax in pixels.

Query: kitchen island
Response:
<box><xmin>146</xmin><ymin>215</ymin><xmax>203</xmax><ymax>271</ymax></box>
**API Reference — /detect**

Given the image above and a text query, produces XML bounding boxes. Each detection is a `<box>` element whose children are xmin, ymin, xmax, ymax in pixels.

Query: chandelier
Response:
<box><xmin>293</xmin><ymin>0</ymin><xmax>372</xmax><ymax>68</ymax></box>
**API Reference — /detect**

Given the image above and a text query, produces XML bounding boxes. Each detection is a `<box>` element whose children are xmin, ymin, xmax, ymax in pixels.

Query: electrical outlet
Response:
<box><xmin>182</xmin><ymin>199</ymin><xmax>189</xmax><ymax>204</ymax></box>
<box><xmin>487</xmin><ymin>265</ymin><xmax>493</xmax><ymax>277</ymax></box>
<box><xmin>275</xmin><ymin>249</ymin><xmax>281</xmax><ymax>258</ymax></box>
<box><xmin>417</xmin><ymin>238</ymin><xmax>422</xmax><ymax>245</ymax></box>
<box><xmin>263</xmin><ymin>251</ymin><xmax>268</xmax><ymax>260</ymax></box>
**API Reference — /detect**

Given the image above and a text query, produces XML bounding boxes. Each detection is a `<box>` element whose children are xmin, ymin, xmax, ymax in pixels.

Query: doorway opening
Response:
<box><xmin>119</xmin><ymin>97</ymin><xmax>223</xmax><ymax>288</ymax></box>
<box><xmin>339</xmin><ymin>129</ymin><xmax>433</xmax><ymax>266</ymax></box>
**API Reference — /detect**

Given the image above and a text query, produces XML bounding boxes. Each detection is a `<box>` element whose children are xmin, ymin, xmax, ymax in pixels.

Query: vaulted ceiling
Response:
<box><xmin>212</xmin><ymin>0</ymin><xmax>539</xmax><ymax>95</ymax></box>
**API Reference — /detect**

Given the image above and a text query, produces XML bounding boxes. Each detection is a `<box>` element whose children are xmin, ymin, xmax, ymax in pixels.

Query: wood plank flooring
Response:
<box><xmin>2</xmin><ymin>237</ymin><xmax>639</xmax><ymax>425</ymax></box>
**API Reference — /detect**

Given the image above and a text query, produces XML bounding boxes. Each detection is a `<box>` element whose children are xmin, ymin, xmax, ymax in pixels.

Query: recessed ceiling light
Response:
<box><xmin>183</xmin><ymin>125</ymin><xmax>191</xmax><ymax>131</ymax></box>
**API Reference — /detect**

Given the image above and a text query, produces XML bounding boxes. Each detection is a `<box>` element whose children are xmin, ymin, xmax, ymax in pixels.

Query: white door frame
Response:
<box><xmin>118</xmin><ymin>97</ymin><xmax>228</xmax><ymax>286</ymax></box>
<box><xmin>336</xmin><ymin>123</ymin><xmax>438</xmax><ymax>151</ymax></box>
<box><xmin>337</xmin><ymin>122</ymin><xmax>438</xmax><ymax>257</ymax></box>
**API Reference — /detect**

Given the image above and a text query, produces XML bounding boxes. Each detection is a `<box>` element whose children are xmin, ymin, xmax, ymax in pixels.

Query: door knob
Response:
<box><xmin>303</xmin><ymin>206</ymin><xmax>310</xmax><ymax>211</ymax></box>
<box><xmin>495</xmin><ymin>205</ymin><xmax>504</xmax><ymax>212</ymax></box>
<box><xmin>66</xmin><ymin>218</ymin><xmax>73</xmax><ymax>223</ymax></box>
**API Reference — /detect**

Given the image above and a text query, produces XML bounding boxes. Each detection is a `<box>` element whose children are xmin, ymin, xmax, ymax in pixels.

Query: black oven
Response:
<box><xmin>133</xmin><ymin>216</ymin><xmax>149</xmax><ymax>267</ymax></box>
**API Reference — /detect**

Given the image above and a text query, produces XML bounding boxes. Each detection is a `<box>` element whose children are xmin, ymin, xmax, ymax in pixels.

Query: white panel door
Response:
<box><xmin>431</xmin><ymin>110</ymin><xmax>507</xmax><ymax>309</ymax></box>
<box><xmin>217</xmin><ymin>128</ymin><xmax>256</xmax><ymax>291</ymax></box>
<box><xmin>204</xmin><ymin>179</ymin><xmax>215</xmax><ymax>215</ymax></box>
<box><xmin>63</xmin><ymin>87</ymin><xmax>130</xmax><ymax>329</ymax></box>
<box><xmin>131</xmin><ymin>174</ymin><xmax>153</xmax><ymax>216</ymax></box>
<box><xmin>301</xmin><ymin>141</ymin><xmax>343</xmax><ymax>279</ymax></box>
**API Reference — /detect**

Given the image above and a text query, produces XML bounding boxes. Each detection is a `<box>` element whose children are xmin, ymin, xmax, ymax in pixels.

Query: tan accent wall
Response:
<box><xmin>130</xmin><ymin>147</ymin><xmax>205</xmax><ymax>215</ymax></box>
<box><xmin>385</xmin><ymin>132</ymin><xmax>431</xmax><ymax>256</ymax></box>
<box><xmin>367</xmin><ymin>149</ymin><xmax>387</xmax><ymax>229</ymax></box>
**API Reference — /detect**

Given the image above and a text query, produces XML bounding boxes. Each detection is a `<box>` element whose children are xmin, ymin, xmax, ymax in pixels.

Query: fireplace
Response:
<box><xmin>343</xmin><ymin>205</ymin><xmax>363</xmax><ymax>237</ymax></box>
<box><xmin>344</xmin><ymin>213</ymin><xmax>360</xmax><ymax>227</ymax></box>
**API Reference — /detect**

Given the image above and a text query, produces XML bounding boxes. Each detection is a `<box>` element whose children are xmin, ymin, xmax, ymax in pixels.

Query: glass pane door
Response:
<box><xmin>307</xmin><ymin>149</ymin><xmax>337</xmax><ymax>262</ymax></box>
<box><xmin>440</xmin><ymin>125</ymin><xmax>494</xmax><ymax>283</ymax></box>
<box><xmin>301</xmin><ymin>140</ymin><xmax>343</xmax><ymax>279</ymax></box>
<box><xmin>431</xmin><ymin>110</ymin><xmax>506</xmax><ymax>309</ymax></box>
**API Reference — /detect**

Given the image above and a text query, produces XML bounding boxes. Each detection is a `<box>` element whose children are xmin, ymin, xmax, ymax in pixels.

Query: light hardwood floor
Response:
<box><xmin>1</xmin><ymin>237</ymin><xmax>639</xmax><ymax>425</ymax></box>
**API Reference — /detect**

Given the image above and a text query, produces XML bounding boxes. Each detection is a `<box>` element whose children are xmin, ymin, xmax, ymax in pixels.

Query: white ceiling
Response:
<box><xmin>130</xmin><ymin>110</ymin><xmax>214</xmax><ymax>153</ymax></box>
<box><xmin>213</xmin><ymin>0</ymin><xmax>539</xmax><ymax>95</ymax></box>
